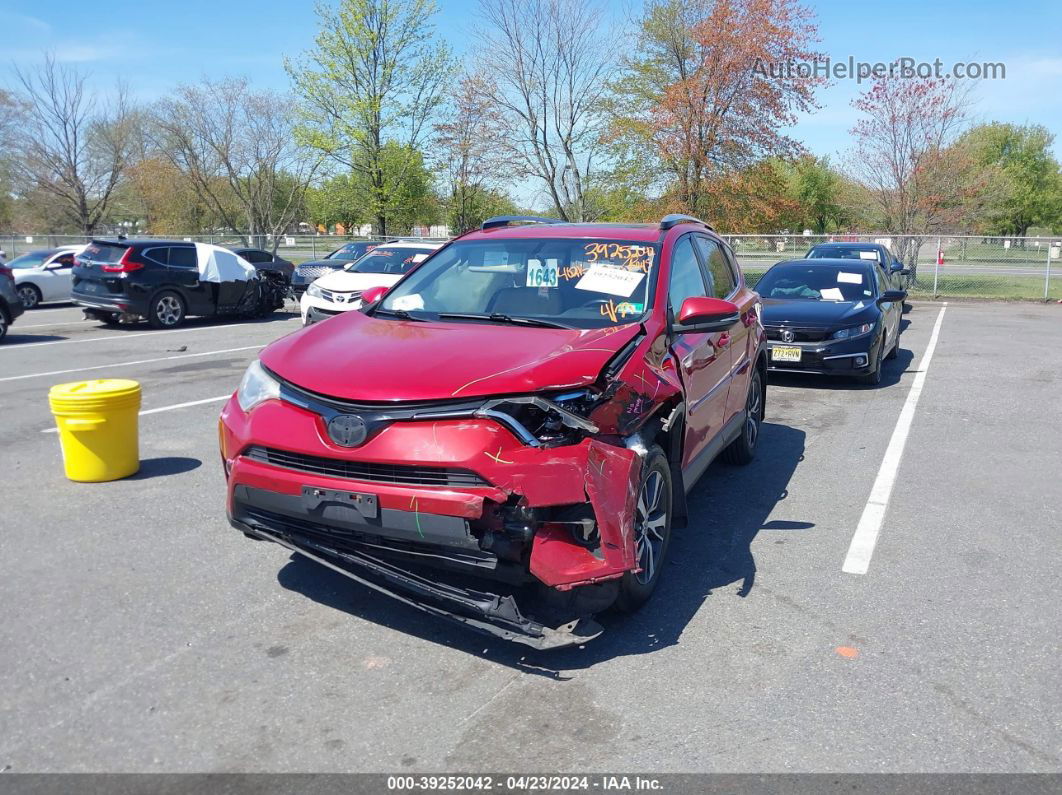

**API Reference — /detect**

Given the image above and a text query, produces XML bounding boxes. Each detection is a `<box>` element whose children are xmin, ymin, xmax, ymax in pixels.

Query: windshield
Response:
<box><xmin>808</xmin><ymin>245</ymin><xmax>882</xmax><ymax>263</ymax></box>
<box><xmin>325</xmin><ymin>242</ymin><xmax>376</xmax><ymax>261</ymax></box>
<box><xmin>8</xmin><ymin>251</ymin><xmax>51</xmax><ymax>269</ymax></box>
<box><xmin>345</xmin><ymin>246</ymin><xmax>436</xmax><ymax>275</ymax></box>
<box><xmin>379</xmin><ymin>238</ymin><xmax>657</xmax><ymax>328</ymax></box>
<box><xmin>757</xmin><ymin>264</ymin><xmax>874</xmax><ymax>302</ymax></box>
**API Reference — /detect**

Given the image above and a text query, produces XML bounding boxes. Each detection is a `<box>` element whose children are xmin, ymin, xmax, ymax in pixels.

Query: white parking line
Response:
<box><xmin>0</xmin><ymin>323</ymin><xmax>250</xmax><ymax>351</ymax></box>
<box><xmin>0</xmin><ymin>345</ymin><xmax>262</xmax><ymax>383</ymax></box>
<box><xmin>842</xmin><ymin>304</ymin><xmax>948</xmax><ymax>575</ymax></box>
<box><xmin>15</xmin><ymin>320</ymin><xmax>92</xmax><ymax>329</ymax></box>
<box><xmin>42</xmin><ymin>395</ymin><xmax>230</xmax><ymax>433</ymax></box>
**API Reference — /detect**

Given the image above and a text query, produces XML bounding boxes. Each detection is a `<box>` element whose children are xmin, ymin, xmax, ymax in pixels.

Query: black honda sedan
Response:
<box><xmin>757</xmin><ymin>259</ymin><xmax>906</xmax><ymax>385</ymax></box>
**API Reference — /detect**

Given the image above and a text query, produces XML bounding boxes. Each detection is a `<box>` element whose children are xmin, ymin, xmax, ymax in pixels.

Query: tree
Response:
<box><xmin>789</xmin><ymin>155</ymin><xmax>843</xmax><ymax>233</ymax></box>
<box><xmin>306</xmin><ymin>173</ymin><xmax>366</xmax><ymax>232</ymax></box>
<box><xmin>287</xmin><ymin>0</ymin><xmax>454</xmax><ymax>236</ymax></box>
<box><xmin>0</xmin><ymin>89</ymin><xmax>22</xmax><ymax>229</ymax></box>
<box><xmin>958</xmin><ymin>123</ymin><xmax>1062</xmax><ymax>237</ymax></box>
<box><xmin>151</xmin><ymin>77</ymin><xmax>320</xmax><ymax>249</ymax></box>
<box><xmin>308</xmin><ymin>144</ymin><xmax>438</xmax><ymax>235</ymax></box>
<box><xmin>476</xmin><ymin>0</ymin><xmax>614</xmax><ymax>221</ymax></box>
<box><xmin>846</xmin><ymin>74</ymin><xmax>977</xmax><ymax>270</ymax></box>
<box><xmin>608</xmin><ymin>0</ymin><xmax>823</xmax><ymax>218</ymax></box>
<box><xmin>9</xmin><ymin>56</ymin><xmax>135</xmax><ymax>234</ymax></box>
<box><xmin>433</xmin><ymin>72</ymin><xmax>512</xmax><ymax>233</ymax></box>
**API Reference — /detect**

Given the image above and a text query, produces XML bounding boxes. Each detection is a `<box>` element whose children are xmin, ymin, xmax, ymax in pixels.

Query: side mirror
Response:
<box><xmin>360</xmin><ymin>285</ymin><xmax>388</xmax><ymax>305</ymax></box>
<box><xmin>675</xmin><ymin>296</ymin><xmax>740</xmax><ymax>333</ymax></box>
<box><xmin>877</xmin><ymin>289</ymin><xmax>907</xmax><ymax>305</ymax></box>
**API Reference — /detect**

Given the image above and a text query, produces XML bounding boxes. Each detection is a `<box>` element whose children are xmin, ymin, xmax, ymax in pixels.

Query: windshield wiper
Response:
<box><xmin>437</xmin><ymin>312</ymin><xmax>574</xmax><ymax>330</ymax></box>
<box><xmin>374</xmin><ymin>307</ymin><xmax>428</xmax><ymax>322</ymax></box>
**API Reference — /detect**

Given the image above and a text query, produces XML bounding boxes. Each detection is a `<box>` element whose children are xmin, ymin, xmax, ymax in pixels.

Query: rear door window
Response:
<box><xmin>168</xmin><ymin>247</ymin><xmax>197</xmax><ymax>269</ymax></box>
<box><xmin>143</xmin><ymin>247</ymin><xmax>169</xmax><ymax>266</ymax></box>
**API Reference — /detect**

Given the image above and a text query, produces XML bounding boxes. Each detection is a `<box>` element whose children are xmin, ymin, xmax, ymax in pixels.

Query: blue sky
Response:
<box><xmin>3</xmin><ymin>0</ymin><xmax>1061</xmax><ymax>164</ymax></box>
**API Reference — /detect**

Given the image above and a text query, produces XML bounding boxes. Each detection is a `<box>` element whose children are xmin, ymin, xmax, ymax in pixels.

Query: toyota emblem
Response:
<box><xmin>782</xmin><ymin>329</ymin><xmax>795</xmax><ymax>343</ymax></box>
<box><xmin>327</xmin><ymin>414</ymin><xmax>368</xmax><ymax>447</ymax></box>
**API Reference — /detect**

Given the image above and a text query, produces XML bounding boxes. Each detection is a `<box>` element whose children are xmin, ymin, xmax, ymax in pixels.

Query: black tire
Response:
<box><xmin>723</xmin><ymin>365</ymin><xmax>764</xmax><ymax>465</ymax></box>
<box><xmin>147</xmin><ymin>291</ymin><xmax>186</xmax><ymax>329</ymax></box>
<box><xmin>885</xmin><ymin>331</ymin><xmax>899</xmax><ymax>360</ymax></box>
<box><xmin>614</xmin><ymin>446</ymin><xmax>673</xmax><ymax>613</ymax></box>
<box><xmin>100</xmin><ymin>312</ymin><xmax>121</xmax><ymax>326</ymax></box>
<box><xmin>17</xmin><ymin>283</ymin><xmax>41</xmax><ymax>309</ymax></box>
<box><xmin>0</xmin><ymin>309</ymin><xmax>8</xmax><ymax>342</ymax></box>
<box><xmin>858</xmin><ymin>338</ymin><xmax>885</xmax><ymax>385</ymax></box>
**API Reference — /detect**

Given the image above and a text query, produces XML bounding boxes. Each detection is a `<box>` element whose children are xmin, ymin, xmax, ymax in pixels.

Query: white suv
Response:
<box><xmin>299</xmin><ymin>240</ymin><xmax>442</xmax><ymax>325</ymax></box>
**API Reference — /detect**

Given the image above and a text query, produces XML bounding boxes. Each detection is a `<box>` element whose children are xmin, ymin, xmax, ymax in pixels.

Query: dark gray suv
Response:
<box><xmin>0</xmin><ymin>262</ymin><xmax>26</xmax><ymax>342</ymax></box>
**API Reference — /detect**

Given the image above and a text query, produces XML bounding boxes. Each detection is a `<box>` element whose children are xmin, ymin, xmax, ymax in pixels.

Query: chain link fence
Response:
<box><xmin>2</xmin><ymin>231</ymin><xmax>1059</xmax><ymax>301</ymax></box>
<box><xmin>724</xmin><ymin>234</ymin><xmax>1062</xmax><ymax>301</ymax></box>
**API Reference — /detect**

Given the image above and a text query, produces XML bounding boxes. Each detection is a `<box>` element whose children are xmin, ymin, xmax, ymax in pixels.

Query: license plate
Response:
<box><xmin>300</xmin><ymin>485</ymin><xmax>379</xmax><ymax>519</ymax></box>
<box><xmin>771</xmin><ymin>345</ymin><xmax>802</xmax><ymax>363</ymax></box>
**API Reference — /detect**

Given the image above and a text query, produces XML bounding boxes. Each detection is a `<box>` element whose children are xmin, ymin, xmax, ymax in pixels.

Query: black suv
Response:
<box><xmin>73</xmin><ymin>239</ymin><xmax>284</xmax><ymax>328</ymax></box>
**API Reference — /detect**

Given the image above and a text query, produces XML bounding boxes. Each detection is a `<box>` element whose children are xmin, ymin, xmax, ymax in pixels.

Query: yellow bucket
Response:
<box><xmin>48</xmin><ymin>379</ymin><xmax>142</xmax><ymax>482</ymax></box>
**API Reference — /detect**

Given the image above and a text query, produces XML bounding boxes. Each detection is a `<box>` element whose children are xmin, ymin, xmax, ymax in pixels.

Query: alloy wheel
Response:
<box><xmin>745</xmin><ymin>370</ymin><xmax>763</xmax><ymax>449</ymax></box>
<box><xmin>155</xmin><ymin>295</ymin><xmax>182</xmax><ymax>326</ymax></box>
<box><xmin>634</xmin><ymin>470</ymin><xmax>668</xmax><ymax>586</ymax></box>
<box><xmin>17</xmin><ymin>286</ymin><xmax>39</xmax><ymax>309</ymax></box>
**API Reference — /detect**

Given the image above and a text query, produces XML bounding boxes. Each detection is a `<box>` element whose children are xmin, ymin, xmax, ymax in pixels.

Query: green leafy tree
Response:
<box><xmin>958</xmin><ymin>123</ymin><xmax>1062</xmax><ymax>237</ymax></box>
<box><xmin>287</xmin><ymin>0</ymin><xmax>455</xmax><ymax>236</ymax></box>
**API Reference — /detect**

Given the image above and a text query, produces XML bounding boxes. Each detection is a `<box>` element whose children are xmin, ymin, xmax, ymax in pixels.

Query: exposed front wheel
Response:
<box><xmin>148</xmin><ymin>291</ymin><xmax>185</xmax><ymax>329</ymax></box>
<box><xmin>0</xmin><ymin>311</ymin><xmax>7</xmax><ymax>342</ymax></box>
<box><xmin>17</xmin><ymin>284</ymin><xmax>41</xmax><ymax>309</ymax></box>
<box><xmin>614</xmin><ymin>446</ymin><xmax>672</xmax><ymax>613</ymax></box>
<box><xmin>723</xmin><ymin>367</ymin><xmax>764</xmax><ymax>465</ymax></box>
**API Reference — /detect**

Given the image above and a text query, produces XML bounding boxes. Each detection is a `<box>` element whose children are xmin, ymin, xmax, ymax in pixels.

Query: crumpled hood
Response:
<box><xmin>312</xmin><ymin>270</ymin><xmax>401</xmax><ymax>292</ymax></box>
<box><xmin>761</xmin><ymin>298</ymin><xmax>876</xmax><ymax>327</ymax></box>
<box><xmin>261</xmin><ymin>311</ymin><xmax>642</xmax><ymax>401</ymax></box>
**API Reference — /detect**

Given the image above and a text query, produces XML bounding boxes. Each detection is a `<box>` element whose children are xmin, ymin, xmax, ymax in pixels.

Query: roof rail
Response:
<box><xmin>659</xmin><ymin>214</ymin><xmax>715</xmax><ymax>232</ymax></box>
<box><xmin>481</xmin><ymin>215</ymin><xmax>564</xmax><ymax>230</ymax></box>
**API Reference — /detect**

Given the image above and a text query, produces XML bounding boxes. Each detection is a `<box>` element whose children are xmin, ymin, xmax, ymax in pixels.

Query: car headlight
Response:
<box><xmin>306</xmin><ymin>282</ymin><xmax>324</xmax><ymax>299</ymax></box>
<box><xmin>831</xmin><ymin>322</ymin><xmax>873</xmax><ymax>340</ymax></box>
<box><xmin>237</xmin><ymin>359</ymin><xmax>281</xmax><ymax>413</ymax></box>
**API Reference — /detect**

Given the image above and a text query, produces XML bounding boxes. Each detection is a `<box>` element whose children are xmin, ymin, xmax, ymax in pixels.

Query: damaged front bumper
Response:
<box><xmin>232</xmin><ymin>514</ymin><xmax>604</xmax><ymax>650</ymax></box>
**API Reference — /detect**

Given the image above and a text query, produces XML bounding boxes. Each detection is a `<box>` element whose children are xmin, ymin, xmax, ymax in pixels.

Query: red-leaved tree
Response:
<box><xmin>610</xmin><ymin>0</ymin><xmax>824</xmax><ymax>218</ymax></box>
<box><xmin>847</xmin><ymin>74</ymin><xmax>977</xmax><ymax>271</ymax></box>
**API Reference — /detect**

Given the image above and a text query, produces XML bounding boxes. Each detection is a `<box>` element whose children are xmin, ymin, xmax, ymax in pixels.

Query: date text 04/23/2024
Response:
<box><xmin>386</xmin><ymin>775</ymin><xmax>664</xmax><ymax>791</ymax></box>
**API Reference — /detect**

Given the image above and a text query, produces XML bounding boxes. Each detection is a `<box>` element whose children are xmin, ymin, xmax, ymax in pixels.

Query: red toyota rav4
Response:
<box><xmin>220</xmin><ymin>215</ymin><xmax>767</xmax><ymax>648</ymax></box>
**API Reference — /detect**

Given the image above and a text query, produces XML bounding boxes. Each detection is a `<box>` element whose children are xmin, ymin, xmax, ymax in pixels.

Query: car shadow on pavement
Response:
<box><xmin>275</xmin><ymin>421</ymin><xmax>808</xmax><ymax>676</ymax></box>
<box><xmin>128</xmin><ymin>456</ymin><xmax>202</xmax><ymax>479</ymax></box>
<box><xmin>2</xmin><ymin>333</ymin><xmax>69</xmax><ymax>345</ymax></box>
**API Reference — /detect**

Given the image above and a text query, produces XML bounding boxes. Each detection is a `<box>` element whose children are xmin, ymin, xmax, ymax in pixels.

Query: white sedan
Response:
<box><xmin>299</xmin><ymin>240</ymin><xmax>442</xmax><ymax>325</ymax></box>
<box><xmin>9</xmin><ymin>245</ymin><xmax>86</xmax><ymax>308</ymax></box>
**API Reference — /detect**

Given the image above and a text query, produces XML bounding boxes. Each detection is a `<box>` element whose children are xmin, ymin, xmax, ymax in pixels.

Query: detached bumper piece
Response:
<box><xmin>237</xmin><ymin>519</ymin><xmax>603</xmax><ymax>650</ymax></box>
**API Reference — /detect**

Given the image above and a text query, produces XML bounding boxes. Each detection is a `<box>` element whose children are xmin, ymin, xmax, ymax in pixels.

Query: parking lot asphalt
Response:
<box><xmin>1</xmin><ymin>300</ymin><xmax>1059</xmax><ymax>773</ymax></box>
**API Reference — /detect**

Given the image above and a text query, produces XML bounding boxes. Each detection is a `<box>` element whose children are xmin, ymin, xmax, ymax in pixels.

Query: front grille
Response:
<box><xmin>244</xmin><ymin>446</ymin><xmax>492</xmax><ymax>488</ymax></box>
<box><xmin>296</xmin><ymin>265</ymin><xmax>336</xmax><ymax>280</ymax></box>
<box><xmin>765</xmin><ymin>325</ymin><xmax>830</xmax><ymax>342</ymax></box>
<box><xmin>317</xmin><ymin>288</ymin><xmax>361</xmax><ymax>304</ymax></box>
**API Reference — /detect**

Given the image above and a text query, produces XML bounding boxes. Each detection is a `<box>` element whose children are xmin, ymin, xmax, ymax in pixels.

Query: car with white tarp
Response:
<box><xmin>72</xmin><ymin>240</ymin><xmax>287</xmax><ymax>328</ymax></box>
